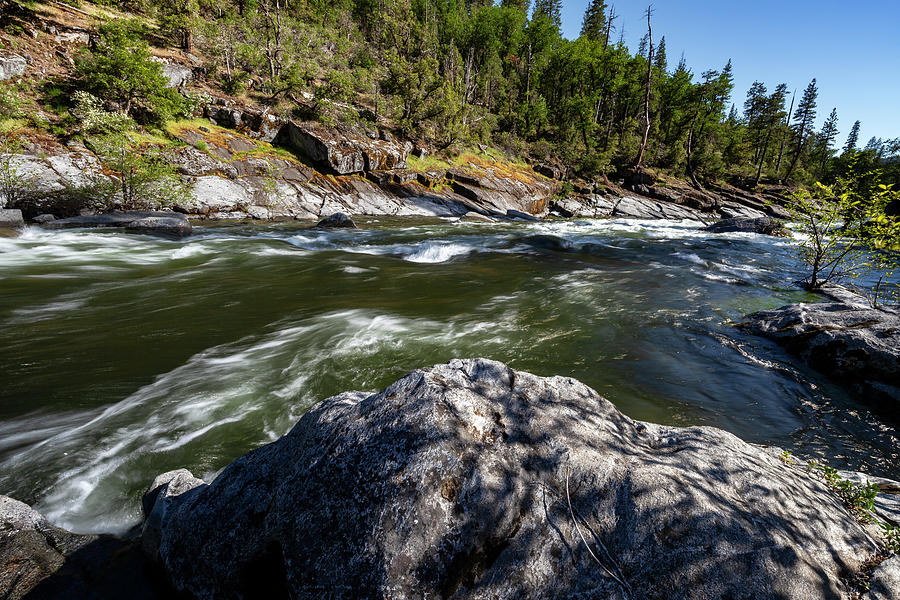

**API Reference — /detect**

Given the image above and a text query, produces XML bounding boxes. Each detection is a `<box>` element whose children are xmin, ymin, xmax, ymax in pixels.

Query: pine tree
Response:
<box><xmin>843</xmin><ymin>120</ymin><xmax>860</xmax><ymax>154</ymax></box>
<box><xmin>743</xmin><ymin>81</ymin><xmax>768</xmax><ymax>163</ymax></box>
<box><xmin>501</xmin><ymin>0</ymin><xmax>531</xmax><ymax>13</ymax></box>
<box><xmin>785</xmin><ymin>78</ymin><xmax>817</xmax><ymax>180</ymax></box>
<box><xmin>816</xmin><ymin>107</ymin><xmax>838</xmax><ymax>175</ymax></box>
<box><xmin>580</xmin><ymin>0</ymin><xmax>607</xmax><ymax>41</ymax></box>
<box><xmin>654</xmin><ymin>36</ymin><xmax>667</xmax><ymax>73</ymax></box>
<box><xmin>753</xmin><ymin>83</ymin><xmax>788</xmax><ymax>185</ymax></box>
<box><xmin>532</xmin><ymin>0</ymin><xmax>561</xmax><ymax>29</ymax></box>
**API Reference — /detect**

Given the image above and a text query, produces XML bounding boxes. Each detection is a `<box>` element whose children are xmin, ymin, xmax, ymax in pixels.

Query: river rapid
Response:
<box><xmin>1</xmin><ymin>217</ymin><xmax>897</xmax><ymax>535</ymax></box>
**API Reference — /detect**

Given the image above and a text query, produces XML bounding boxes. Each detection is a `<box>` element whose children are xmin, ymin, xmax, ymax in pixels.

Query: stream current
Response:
<box><xmin>0</xmin><ymin>217</ymin><xmax>897</xmax><ymax>534</ymax></box>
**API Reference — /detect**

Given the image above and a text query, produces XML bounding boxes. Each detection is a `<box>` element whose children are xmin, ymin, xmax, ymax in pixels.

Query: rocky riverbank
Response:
<box><xmin>4</xmin><ymin>359</ymin><xmax>897</xmax><ymax>599</ymax></box>
<box><xmin>3</xmin><ymin>99</ymin><xmax>790</xmax><ymax>226</ymax></box>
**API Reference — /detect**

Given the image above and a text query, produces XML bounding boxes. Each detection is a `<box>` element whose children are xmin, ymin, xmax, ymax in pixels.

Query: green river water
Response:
<box><xmin>0</xmin><ymin>216</ymin><xmax>897</xmax><ymax>534</ymax></box>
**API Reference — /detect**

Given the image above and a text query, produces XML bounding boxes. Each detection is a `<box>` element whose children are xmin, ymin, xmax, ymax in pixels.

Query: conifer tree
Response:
<box><xmin>580</xmin><ymin>0</ymin><xmax>608</xmax><ymax>41</ymax></box>
<box><xmin>843</xmin><ymin>120</ymin><xmax>860</xmax><ymax>154</ymax></box>
<box><xmin>654</xmin><ymin>36</ymin><xmax>667</xmax><ymax>73</ymax></box>
<box><xmin>532</xmin><ymin>0</ymin><xmax>561</xmax><ymax>29</ymax></box>
<box><xmin>785</xmin><ymin>78</ymin><xmax>818</xmax><ymax>180</ymax></box>
<box><xmin>816</xmin><ymin>107</ymin><xmax>839</xmax><ymax>176</ymax></box>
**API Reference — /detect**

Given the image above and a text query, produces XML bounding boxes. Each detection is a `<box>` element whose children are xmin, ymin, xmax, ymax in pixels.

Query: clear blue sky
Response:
<box><xmin>559</xmin><ymin>0</ymin><xmax>900</xmax><ymax>145</ymax></box>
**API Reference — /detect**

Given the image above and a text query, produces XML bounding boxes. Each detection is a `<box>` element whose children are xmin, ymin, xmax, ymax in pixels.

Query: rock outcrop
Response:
<box><xmin>45</xmin><ymin>211</ymin><xmax>192</xmax><ymax>238</ymax></box>
<box><xmin>739</xmin><ymin>285</ymin><xmax>900</xmax><ymax>409</ymax></box>
<box><xmin>612</xmin><ymin>195</ymin><xmax>704</xmax><ymax>220</ymax></box>
<box><xmin>143</xmin><ymin>358</ymin><xmax>880</xmax><ymax>600</ymax></box>
<box><xmin>273</xmin><ymin>122</ymin><xmax>410</xmax><ymax>174</ymax></box>
<box><xmin>705</xmin><ymin>216</ymin><xmax>788</xmax><ymax>236</ymax></box>
<box><xmin>0</xmin><ymin>55</ymin><xmax>27</xmax><ymax>80</ymax></box>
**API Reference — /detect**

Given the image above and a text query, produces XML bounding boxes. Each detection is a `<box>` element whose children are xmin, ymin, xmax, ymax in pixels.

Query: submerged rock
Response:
<box><xmin>315</xmin><ymin>212</ymin><xmax>357</xmax><ymax>229</ymax></box>
<box><xmin>44</xmin><ymin>211</ymin><xmax>192</xmax><ymax>238</ymax></box>
<box><xmin>739</xmin><ymin>285</ymin><xmax>900</xmax><ymax>409</ymax></box>
<box><xmin>144</xmin><ymin>358</ymin><xmax>879</xmax><ymax>600</ymax></box>
<box><xmin>705</xmin><ymin>216</ymin><xmax>788</xmax><ymax>236</ymax></box>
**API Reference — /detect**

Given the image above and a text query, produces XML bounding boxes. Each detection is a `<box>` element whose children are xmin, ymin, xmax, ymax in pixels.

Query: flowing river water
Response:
<box><xmin>1</xmin><ymin>217</ymin><xmax>898</xmax><ymax>535</ymax></box>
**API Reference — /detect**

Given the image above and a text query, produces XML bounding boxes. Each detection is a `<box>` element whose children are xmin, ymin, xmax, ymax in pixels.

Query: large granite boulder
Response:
<box><xmin>144</xmin><ymin>358</ymin><xmax>880</xmax><ymax>600</ymax></box>
<box><xmin>739</xmin><ymin>285</ymin><xmax>900</xmax><ymax>408</ymax></box>
<box><xmin>0</xmin><ymin>55</ymin><xmax>27</xmax><ymax>80</ymax></box>
<box><xmin>706</xmin><ymin>216</ymin><xmax>788</xmax><ymax>236</ymax></box>
<box><xmin>45</xmin><ymin>211</ymin><xmax>192</xmax><ymax>238</ymax></box>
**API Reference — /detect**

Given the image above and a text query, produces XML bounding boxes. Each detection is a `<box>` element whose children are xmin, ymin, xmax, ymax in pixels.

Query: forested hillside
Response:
<box><xmin>2</xmin><ymin>0</ymin><xmax>899</xmax><ymax>191</ymax></box>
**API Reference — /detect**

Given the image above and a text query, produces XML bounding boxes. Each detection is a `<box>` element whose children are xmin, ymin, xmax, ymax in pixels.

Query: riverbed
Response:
<box><xmin>1</xmin><ymin>217</ymin><xmax>897</xmax><ymax>534</ymax></box>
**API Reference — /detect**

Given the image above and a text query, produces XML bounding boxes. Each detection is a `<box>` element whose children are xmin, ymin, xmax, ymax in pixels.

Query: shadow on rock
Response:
<box><xmin>142</xmin><ymin>358</ymin><xmax>881</xmax><ymax>599</ymax></box>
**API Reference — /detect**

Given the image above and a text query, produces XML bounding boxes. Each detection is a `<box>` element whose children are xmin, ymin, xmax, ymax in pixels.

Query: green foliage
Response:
<box><xmin>88</xmin><ymin>132</ymin><xmax>190</xmax><ymax>210</ymax></box>
<box><xmin>75</xmin><ymin>19</ymin><xmax>189</xmax><ymax>123</ymax></box>
<box><xmin>782</xmin><ymin>159</ymin><xmax>900</xmax><ymax>299</ymax></box>
<box><xmin>71</xmin><ymin>91</ymin><xmax>135</xmax><ymax>134</ymax></box>
<box><xmin>0</xmin><ymin>84</ymin><xmax>24</xmax><ymax>119</ymax></box>
<box><xmin>883</xmin><ymin>523</ymin><xmax>900</xmax><ymax>555</ymax></box>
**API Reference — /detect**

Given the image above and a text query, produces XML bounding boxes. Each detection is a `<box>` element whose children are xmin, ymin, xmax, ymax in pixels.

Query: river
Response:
<box><xmin>0</xmin><ymin>217</ymin><xmax>897</xmax><ymax>535</ymax></box>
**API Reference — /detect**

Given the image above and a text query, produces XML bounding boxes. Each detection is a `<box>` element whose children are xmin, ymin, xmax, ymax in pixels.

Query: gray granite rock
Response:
<box><xmin>144</xmin><ymin>358</ymin><xmax>879</xmax><ymax>600</ymax></box>
<box><xmin>0</xmin><ymin>55</ymin><xmax>27</xmax><ymax>80</ymax></box>
<box><xmin>161</xmin><ymin>63</ymin><xmax>192</xmax><ymax>88</ymax></box>
<box><xmin>739</xmin><ymin>285</ymin><xmax>900</xmax><ymax>408</ymax></box>
<box><xmin>867</xmin><ymin>555</ymin><xmax>900</xmax><ymax>600</ymax></box>
<box><xmin>0</xmin><ymin>495</ymin><xmax>94</xmax><ymax>599</ymax></box>
<box><xmin>612</xmin><ymin>195</ymin><xmax>703</xmax><ymax>220</ymax></box>
<box><xmin>0</xmin><ymin>208</ymin><xmax>24</xmax><ymax>227</ymax></box>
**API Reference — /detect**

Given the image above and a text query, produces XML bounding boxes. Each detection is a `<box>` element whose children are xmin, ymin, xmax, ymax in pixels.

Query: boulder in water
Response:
<box><xmin>315</xmin><ymin>212</ymin><xmax>357</xmax><ymax>229</ymax></box>
<box><xmin>44</xmin><ymin>211</ymin><xmax>192</xmax><ymax>238</ymax></box>
<box><xmin>0</xmin><ymin>209</ymin><xmax>24</xmax><ymax>228</ymax></box>
<box><xmin>143</xmin><ymin>358</ymin><xmax>880</xmax><ymax>599</ymax></box>
<box><xmin>32</xmin><ymin>213</ymin><xmax>57</xmax><ymax>224</ymax></box>
<box><xmin>705</xmin><ymin>216</ymin><xmax>788</xmax><ymax>236</ymax></box>
<box><xmin>0</xmin><ymin>495</ymin><xmax>94</xmax><ymax>598</ymax></box>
